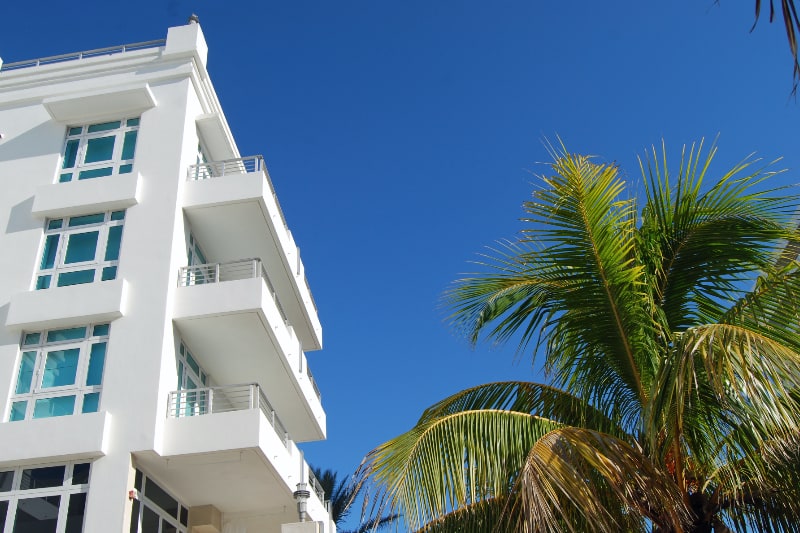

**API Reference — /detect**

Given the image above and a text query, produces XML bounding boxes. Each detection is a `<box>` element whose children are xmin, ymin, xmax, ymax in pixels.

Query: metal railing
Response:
<box><xmin>167</xmin><ymin>383</ymin><xmax>289</xmax><ymax>448</ymax></box>
<box><xmin>308</xmin><ymin>468</ymin><xmax>325</xmax><ymax>502</ymax></box>
<box><xmin>306</xmin><ymin>363</ymin><xmax>322</xmax><ymax>401</ymax></box>
<box><xmin>2</xmin><ymin>40</ymin><xmax>166</xmax><ymax>71</ymax></box>
<box><xmin>178</xmin><ymin>258</ymin><xmax>288</xmax><ymax>323</ymax></box>
<box><xmin>187</xmin><ymin>155</ymin><xmax>289</xmax><ymax>232</ymax></box>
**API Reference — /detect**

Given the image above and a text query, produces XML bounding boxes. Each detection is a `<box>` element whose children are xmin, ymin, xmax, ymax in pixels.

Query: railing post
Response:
<box><xmin>206</xmin><ymin>388</ymin><xmax>213</xmax><ymax>415</ymax></box>
<box><xmin>252</xmin><ymin>259</ymin><xmax>258</xmax><ymax>279</ymax></box>
<box><xmin>250</xmin><ymin>385</ymin><xmax>257</xmax><ymax>410</ymax></box>
<box><xmin>214</xmin><ymin>263</ymin><xmax>220</xmax><ymax>283</ymax></box>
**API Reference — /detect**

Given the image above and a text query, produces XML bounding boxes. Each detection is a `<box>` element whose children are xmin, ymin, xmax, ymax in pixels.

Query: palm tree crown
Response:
<box><xmin>354</xmin><ymin>141</ymin><xmax>800</xmax><ymax>532</ymax></box>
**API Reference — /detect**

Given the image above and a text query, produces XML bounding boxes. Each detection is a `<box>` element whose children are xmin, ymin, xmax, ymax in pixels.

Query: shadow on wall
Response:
<box><xmin>6</xmin><ymin>196</ymin><xmax>38</xmax><ymax>234</ymax></box>
<box><xmin>0</xmin><ymin>119</ymin><xmax>62</xmax><ymax>163</ymax></box>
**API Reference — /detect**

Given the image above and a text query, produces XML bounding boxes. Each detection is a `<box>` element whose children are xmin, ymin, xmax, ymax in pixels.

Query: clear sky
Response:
<box><xmin>2</xmin><ymin>1</ymin><xmax>799</xmax><ymax>529</ymax></box>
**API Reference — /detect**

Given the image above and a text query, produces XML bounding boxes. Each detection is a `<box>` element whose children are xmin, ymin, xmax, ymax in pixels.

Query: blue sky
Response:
<box><xmin>2</xmin><ymin>0</ymin><xmax>799</xmax><ymax>528</ymax></box>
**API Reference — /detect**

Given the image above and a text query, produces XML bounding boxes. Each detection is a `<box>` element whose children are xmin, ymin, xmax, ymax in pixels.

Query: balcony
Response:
<box><xmin>132</xmin><ymin>384</ymin><xmax>327</xmax><ymax>528</ymax></box>
<box><xmin>182</xmin><ymin>155</ymin><xmax>322</xmax><ymax>351</ymax></box>
<box><xmin>173</xmin><ymin>259</ymin><xmax>325</xmax><ymax>442</ymax></box>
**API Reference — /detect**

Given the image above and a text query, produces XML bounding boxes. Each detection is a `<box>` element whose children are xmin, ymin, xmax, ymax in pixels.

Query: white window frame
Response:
<box><xmin>59</xmin><ymin>117</ymin><xmax>140</xmax><ymax>183</ymax></box>
<box><xmin>9</xmin><ymin>324</ymin><xmax>109</xmax><ymax>422</ymax></box>
<box><xmin>0</xmin><ymin>461</ymin><xmax>91</xmax><ymax>533</ymax></box>
<box><xmin>130</xmin><ymin>470</ymin><xmax>188</xmax><ymax>533</ymax></box>
<box><xmin>35</xmin><ymin>211</ymin><xmax>125</xmax><ymax>290</ymax></box>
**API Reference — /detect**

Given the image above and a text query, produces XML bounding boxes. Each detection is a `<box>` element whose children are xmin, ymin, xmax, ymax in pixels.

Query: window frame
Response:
<box><xmin>35</xmin><ymin>211</ymin><xmax>125</xmax><ymax>290</ymax></box>
<box><xmin>0</xmin><ymin>461</ymin><xmax>91</xmax><ymax>533</ymax></box>
<box><xmin>59</xmin><ymin>117</ymin><xmax>140</xmax><ymax>183</ymax></box>
<box><xmin>9</xmin><ymin>324</ymin><xmax>109</xmax><ymax>422</ymax></box>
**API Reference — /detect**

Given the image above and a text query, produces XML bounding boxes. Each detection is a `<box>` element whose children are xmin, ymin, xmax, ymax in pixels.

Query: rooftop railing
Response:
<box><xmin>167</xmin><ymin>383</ymin><xmax>289</xmax><ymax>448</ymax></box>
<box><xmin>178</xmin><ymin>258</ymin><xmax>288</xmax><ymax>323</ymax></box>
<box><xmin>1</xmin><ymin>40</ymin><xmax>166</xmax><ymax>71</ymax></box>
<box><xmin>187</xmin><ymin>155</ymin><xmax>289</xmax><ymax>232</ymax></box>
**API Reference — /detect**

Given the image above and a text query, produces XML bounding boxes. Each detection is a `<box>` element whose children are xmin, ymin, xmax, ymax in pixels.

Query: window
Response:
<box><xmin>59</xmin><ymin>118</ymin><xmax>139</xmax><ymax>182</ymax></box>
<box><xmin>129</xmin><ymin>470</ymin><xmax>188</xmax><ymax>533</ymax></box>
<box><xmin>9</xmin><ymin>324</ymin><xmax>108</xmax><ymax>422</ymax></box>
<box><xmin>173</xmin><ymin>339</ymin><xmax>210</xmax><ymax>417</ymax></box>
<box><xmin>0</xmin><ymin>461</ymin><xmax>90</xmax><ymax>533</ymax></box>
<box><xmin>36</xmin><ymin>211</ymin><xmax>124</xmax><ymax>290</ymax></box>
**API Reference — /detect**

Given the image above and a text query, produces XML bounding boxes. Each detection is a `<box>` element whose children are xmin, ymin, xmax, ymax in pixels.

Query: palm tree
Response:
<box><xmin>746</xmin><ymin>0</ymin><xmax>800</xmax><ymax>88</ymax></box>
<box><xmin>353</xmin><ymin>141</ymin><xmax>800</xmax><ymax>532</ymax></box>
<box><xmin>312</xmin><ymin>466</ymin><xmax>398</xmax><ymax>533</ymax></box>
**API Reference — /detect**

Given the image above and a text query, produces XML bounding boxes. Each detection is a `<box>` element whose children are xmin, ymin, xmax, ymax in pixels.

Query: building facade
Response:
<box><xmin>0</xmin><ymin>22</ymin><xmax>332</xmax><ymax>533</ymax></box>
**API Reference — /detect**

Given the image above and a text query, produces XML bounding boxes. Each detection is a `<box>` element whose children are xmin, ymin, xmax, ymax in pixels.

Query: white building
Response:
<box><xmin>0</xmin><ymin>21</ymin><xmax>333</xmax><ymax>533</ymax></box>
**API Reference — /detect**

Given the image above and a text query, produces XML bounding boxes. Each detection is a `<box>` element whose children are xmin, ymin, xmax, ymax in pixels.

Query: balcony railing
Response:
<box><xmin>186</xmin><ymin>155</ymin><xmax>289</xmax><ymax>232</ymax></box>
<box><xmin>178</xmin><ymin>258</ymin><xmax>288</xmax><ymax>323</ymax></box>
<box><xmin>167</xmin><ymin>383</ymin><xmax>289</xmax><ymax>448</ymax></box>
<box><xmin>308</xmin><ymin>468</ymin><xmax>325</xmax><ymax>502</ymax></box>
<box><xmin>1</xmin><ymin>40</ymin><xmax>166</xmax><ymax>71</ymax></box>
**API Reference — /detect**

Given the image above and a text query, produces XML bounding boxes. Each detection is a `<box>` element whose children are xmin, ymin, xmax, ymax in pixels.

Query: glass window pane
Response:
<box><xmin>0</xmin><ymin>471</ymin><xmax>12</xmax><ymax>491</ymax></box>
<box><xmin>33</xmin><ymin>396</ymin><xmax>76</xmax><ymax>418</ymax></box>
<box><xmin>47</xmin><ymin>327</ymin><xmax>86</xmax><ymax>343</ymax></box>
<box><xmin>19</xmin><ymin>466</ymin><xmax>65</xmax><ymax>490</ymax></box>
<box><xmin>81</xmin><ymin>393</ymin><xmax>100</xmax><ymax>413</ymax></box>
<box><xmin>40</xmin><ymin>234</ymin><xmax>60</xmax><ymax>269</ymax></box>
<box><xmin>93</xmin><ymin>324</ymin><xmax>109</xmax><ymax>337</ymax></box>
<box><xmin>72</xmin><ymin>464</ymin><xmax>90</xmax><ymax>485</ymax></box>
<box><xmin>105</xmin><ymin>226</ymin><xmax>123</xmax><ymax>261</ymax></box>
<box><xmin>84</xmin><ymin>136</ymin><xmax>115</xmax><ymax>163</ymax></box>
<box><xmin>13</xmin><ymin>495</ymin><xmax>60</xmax><ymax>533</ymax></box>
<box><xmin>78</xmin><ymin>167</ymin><xmax>114</xmax><ymax>180</ymax></box>
<box><xmin>68</xmin><ymin>213</ymin><xmax>104</xmax><ymax>227</ymax></box>
<box><xmin>141</xmin><ymin>506</ymin><xmax>159</xmax><ymax>533</ymax></box>
<box><xmin>122</xmin><ymin>130</ymin><xmax>137</xmax><ymax>160</ymax></box>
<box><xmin>64</xmin><ymin>231</ymin><xmax>99</xmax><ymax>263</ymax></box>
<box><xmin>57</xmin><ymin>270</ymin><xmax>95</xmax><ymax>287</ymax></box>
<box><xmin>86</xmin><ymin>343</ymin><xmax>106</xmax><ymax>385</ymax></box>
<box><xmin>9</xmin><ymin>401</ymin><xmax>26</xmax><ymax>421</ymax></box>
<box><xmin>111</xmin><ymin>210</ymin><xmax>125</xmax><ymax>221</ymax></box>
<box><xmin>126</xmin><ymin>118</ymin><xmax>140</xmax><ymax>127</ymax></box>
<box><xmin>87</xmin><ymin>121</ymin><xmax>120</xmax><ymax>133</ymax></box>
<box><xmin>15</xmin><ymin>352</ymin><xmax>36</xmax><ymax>394</ymax></box>
<box><xmin>36</xmin><ymin>275</ymin><xmax>52</xmax><ymax>290</ymax></box>
<box><xmin>63</xmin><ymin>139</ymin><xmax>79</xmax><ymax>169</ymax></box>
<box><xmin>23</xmin><ymin>333</ymin><xmax>41</xmax><ymax>345</ymax></box>
<box><xmin>68</xmin><ymin>126</ymin><xmax>83</xmax><ymax>136</ymax></box>
<box><xmin>47</xmin><ymin>219</ymin><xmax>63</xmax><ymax>230</ymax></box>
<box><xmin>180</xmin><ymin>506</ymin><xmax>188</xmax><ymax>526</ymax></box>
<box><xmin>119</xmin><ymin>163</ymin><xmax>133</xmax><ymax>174</ymax></box>
<box><xmin>59</xmin><ymin>172</ymin><xmax>73</xmax><ymax>183</ymax></box>
<box><xmin>129</xmin><ymin>499</ymin><xmax>140</xmax><ymax>533</ymax></box>
<box><xmin>186</xmin><ymin>353</ymin><xmax>200</xmax><ymax>377</ymax></box>
<box><xmin>0</xmin><ymin>500</ymin><xmax>6</xmax><ymax>530</ymax></box>
<box><xmin>41</xmin><ymin>349</ymin><xmax>80</xmax><ymax>387</ymax></box>
<box><xmin>64</xmin><ymin>492</ymin><xmax>87</xmax><ymax>533</ymax></box>
<box><xmin>101</xmin><ymin>266</ymin><xmax>117</xmax><ymax>281</ymax></box>
<box><xmin>134</xmin><ymin>470</ymin><xmax>143</xmax><ymax>491</ymax></box>
<box><xmin>144</xmin><ymin>478</ymin><xmax>179</xmax><ymax>518</ymax></box>
<box><xmin>162</xmin><ymin>519</ymin><xmax>178</xmax><ymax>533</ymax></box>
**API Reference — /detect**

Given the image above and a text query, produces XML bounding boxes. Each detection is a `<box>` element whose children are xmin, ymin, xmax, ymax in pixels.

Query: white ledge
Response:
<box><xmin>44</xmin><ymin>83</ymin><xmax>156</xmax><ymax>124</ymax></box>
<box><xmin>32</xmin><ymin>172</ymin><xmax>141</xmax><ymax>219</ymax></box>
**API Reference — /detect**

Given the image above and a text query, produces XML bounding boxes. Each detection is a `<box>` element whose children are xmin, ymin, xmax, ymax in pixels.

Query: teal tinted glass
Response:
<box><xmin>41</xmin><ymin>349</ymin><xmax>80</xmax><ymax>387</ymax></box>
<box><xmin>33</xmin><ymin>396</ymin><xmax>75</xmax><ymax>418</ymax></box>
<box><xmin>15</xmin><ymin>352</ymin><xmax>36</xmax><ymax>394</ymax></box>
<box><xmin>105</xmin><ymin>226</ymin><xmax>122</xmax><ymax>261</ymax></box>
<box><xmin>68</xmin><ymin>126</ymin><xmax>83</xmax><ymax>136</ymax></box>
<box><xmin>68</xmin><ymin>213</ymin><xmax>104</xmax><ymax>227</ymax></box>
<box><xmin>59</xmin><ymin>173</ymin><xmax>73</xmax><ymax>183</ymax></box>
<box><xmin>57</xmin><ymin>270</ymin><xmax>95</xmax><ymax>286</ymax></box>
<box><xmin>40</xmin><ymin>235</ymin><xmax>60</xmax><ymax>269</ymax></box>
<box><xmin>111</xmin><ymin>211</ymin><xmax>125</xmax><ymax>221</ymax></box>
<box><xmin>84</xmin><ymin>136</ymin><xmax>115</xmax><ymax>163</ymax></box>
<box><xmin>82</xmin><ymin>393</ymin><xmax>100</xmax><ymax>414</ymax></box>
<box><xmin>186</xmin><ymin>353</ymin><xmax>200</xmax><ymax>376</ymax></box>
<box><xmin>79</xmin><ymin>167</ymin><xmax>113</xmax><ymax>180</ymax></box>
<box><xmin>119</xmin><ymin>164</ymin><xmax>133</xmax><ymax>174</ymax></box>
<box><xmin>126</xmin><ymin>118</ymin><xmax>140</xmax><ymax>127</ymax></box>
<box><xmin>64</xmin><ymin>232</ymin><xmax>98</xmax><ymax>263</ymax></box>
<box><xmin>101</xmin><ymin>266</ymin><xmax>117</xmax><ymax>281</ymax></box>
<box><xmin>86</xmin><ymin>343</ymin><xmax>106</xmax><ymax>386</ymax></box>
<box><xmin>63</xmin><ymin>139</ymin><xmax>79</xmax><ymax>169</ymax></box>
<box><xmin>36</xmin><ymin>275</ymin><xmax>51</xmax><ymax>290</ymax></box>
<box><xmin>23</xmin><ymin>333</ymin><xmax>40</xmax><ymax>345</ymax></box>
<box><xmin>121</xmin><ymin>130</ymin><xmax>137</xmax><ymax>160</ymax></box>
<box><xmin>47</xmin><ymin>327</ymin><xmax>86</xmax><ymax>343</ymax></box>
<box><xmin>10</xmin><ymin>401</ymin><xmax>26</xmax><ymax>421</ymax></box>
<box><xmin>87</xmin><ymin>121</ymin><xmax>120</xmax><ymax>133</ymax></box>
<box><xmin>47</xmin><ymin>219</ymin><xmax>63</xmax><ymax>230</ymax></box>
<box><xmin>92</xmin><ymin>324</ymin><xmax>109</xmax><ymax>337</ymax></box>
